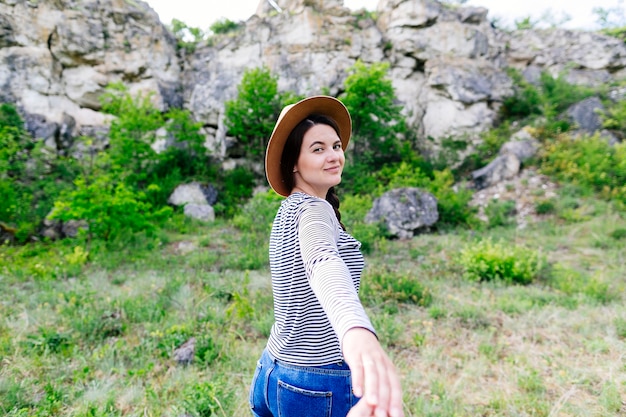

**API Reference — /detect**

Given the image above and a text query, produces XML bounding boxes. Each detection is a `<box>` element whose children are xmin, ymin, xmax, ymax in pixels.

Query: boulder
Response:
<box><xmin>566</xmin><ymin>96</ymin><xmax>605</xmax><ymax>134</ymax></box>
<box><xmin>365</xmin><ymin>187</ymin><xmax>438</xmax><ymax>239</ymax></box>
<box><xmin>183</xmin><ymin>204</ymin><xmax>215</xmax><ymax>222</ymax></box>
<box><xmin>168</xmin><ymin>182</ymin><xmax>218</xmax><ymax>206</ymax></box>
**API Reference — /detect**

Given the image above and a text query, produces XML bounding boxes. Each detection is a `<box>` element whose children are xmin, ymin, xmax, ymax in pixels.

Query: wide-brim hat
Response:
<box><xmin>265</xmin><ymin>95</ymin><xmax>352</xmax><ymax>197</ymax></box>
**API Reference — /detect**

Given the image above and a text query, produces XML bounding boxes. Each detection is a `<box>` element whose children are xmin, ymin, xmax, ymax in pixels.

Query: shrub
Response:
<box><xmin>361</xmin><ymin>266</ymin><xmax>432</xmax><ymax>306</ymax></box>
<box><xmin>340</xmin><ymin>60</ymin><xmax>405</xmax><ymax>169</ymax></box>
<box><xmin>484</xmin><ymin>199</ymin><xmax>517</xmax><ymax>228</ymax></box>
<box><xmin>232</xmin><ymin>190</ymin><xmax>282</xmax><ymax>236</ymax></box>
<box><xmin>549</xmin><ymin>264</ymin><xmax>616</xmax><ymax>304</ymax></box>
<box><xmin>50</xmin><ymin>175</ymin><xmax>172</xmax><ymax>243</ymax></box>
<box><xmin>182</xmin><ymin>382</ymin><xmax>221</xmax><ymax>417</ymax></box>
<box><xmin>602</xmin><ymin>96</ymin><xmax>626</xmax><ymax>141</ymax></box>
<box><xmin>209</xmin><ymin>18</ymin><xmax>241</xmax><ymax>35</ymax></box>
<box><xmin>340</xmin><ymin>193</ymin><xmax>386</xmax><ymax>254</ymax></box>
<box><xmin>539</xmin><ymin>134</ymin><xmax>626</xmax><ymax>208</ymax></box>
<box><xmin>501</xmin><ymin>69</ymin><xmax>594</xmax><ymax>121</ymax></box>
<box><xmin>610</xmin><ymin>228</ymin><xmax>626</xmax><ymax>240</ymax></box>
<box><xmin>0</xmin><ymin>104</ymin><xmax>78</xmax><ymax>242</ymax></box>
<box><xmin>224</xmin><ymin>67</ymin><xmax>294</xmax><ymax>159</ymax></box>
<box><xmin>460</xmin><ymin>238</ymin><xmax>547</xmax><ymax>285</ymax></box>
<box><xmin>214</xmin><ymin>167</ymin><xmax>256</xmax><ymax>218</ymax></box>
<box><xmin>169</xmin><ymin>18</ymin><xmax>206</xmax><ymax>53</ymax></box>
<box><xmin>535</xmin><ymin>199</ymin><xmax>556</xmax><ymax>215</ymax></box>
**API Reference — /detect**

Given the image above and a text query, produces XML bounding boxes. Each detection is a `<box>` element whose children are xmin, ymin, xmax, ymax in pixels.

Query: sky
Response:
<box><xmin>146</xmin><ymin>0</ymin><xmax>624</xmax><ymax>31</ymax></box>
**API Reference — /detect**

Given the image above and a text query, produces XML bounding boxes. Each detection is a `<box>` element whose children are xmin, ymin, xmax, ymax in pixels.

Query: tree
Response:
<box><xmin>340</xmin><ymin>61</ymin><xmax>405</xmax><ymax>169</ymax></box>
<box><xmin>224</xmin><ymin>67</ymin><xmax>284</xmax><ymax>158</ymax></box>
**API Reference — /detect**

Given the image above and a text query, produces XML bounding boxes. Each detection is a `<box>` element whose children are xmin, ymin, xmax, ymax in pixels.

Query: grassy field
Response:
<box><xmin>1</xmin><ymin>194</ymin><xmax>625</xmax><ymax>416</ymax></box>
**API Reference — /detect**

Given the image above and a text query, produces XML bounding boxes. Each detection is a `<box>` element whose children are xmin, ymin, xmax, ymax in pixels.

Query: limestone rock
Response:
<box><xmin>168</xmin><ymin>182</ymin><xmax>218</xmax><ymax>206</ymax></box>
<box><xmin>184</xmin><ymin>204</ymin><xmax>216</xmax><ymax>222</ymax></box>
<box><xmin>365</xmin><ymin>187</ymin><xmax>439</xmax><ymax>239</ymax></box>
<box><xmin>566</xmin><ymin>97</ymin><xmax>605</xmax><ymax>134</ymax></box>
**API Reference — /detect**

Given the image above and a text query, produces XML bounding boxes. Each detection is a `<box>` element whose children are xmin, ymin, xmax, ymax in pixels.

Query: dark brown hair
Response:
<box><xmin>280</xmin><ymin>114</ymin><xmax>346</xmax><ymax>230</ymax></box>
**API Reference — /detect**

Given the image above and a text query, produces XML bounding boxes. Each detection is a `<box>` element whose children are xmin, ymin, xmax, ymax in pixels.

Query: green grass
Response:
<box><xmin>1</xmin><ymin>201</ymin><xmax>625</xmax><ymax>416</ymax></box>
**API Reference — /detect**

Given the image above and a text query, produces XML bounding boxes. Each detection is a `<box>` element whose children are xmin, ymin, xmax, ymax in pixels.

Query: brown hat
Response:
<box><xmin>265</xmin><ymin>95</ymin><xmax>352</xmax><ymax>197</ymax></box>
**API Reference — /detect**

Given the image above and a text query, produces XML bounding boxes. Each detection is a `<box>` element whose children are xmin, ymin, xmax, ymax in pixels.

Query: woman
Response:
<box><xmin>249</xmin><ymin>96</ymin><xmax>404</xmax><ymax>417</ymax></box>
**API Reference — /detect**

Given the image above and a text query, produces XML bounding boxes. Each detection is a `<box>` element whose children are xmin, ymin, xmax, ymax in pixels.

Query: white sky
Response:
<box><xmin>146</xmin><ymin>0</ymin><xmax>624</xmax><ymax>31</ymax></box>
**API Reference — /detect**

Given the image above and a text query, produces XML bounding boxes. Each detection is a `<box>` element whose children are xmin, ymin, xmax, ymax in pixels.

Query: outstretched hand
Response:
<box><xmin>343</xmin><ymin>327</ymin><xmax>404</xmax><ymax>417</ymax></box>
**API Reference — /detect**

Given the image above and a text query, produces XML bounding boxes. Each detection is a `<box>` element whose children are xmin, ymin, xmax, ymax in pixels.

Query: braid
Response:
<box><xmin>325</xmin><ymin>187</ymin><xmax>346</xmax><ymax>231</ymax></box>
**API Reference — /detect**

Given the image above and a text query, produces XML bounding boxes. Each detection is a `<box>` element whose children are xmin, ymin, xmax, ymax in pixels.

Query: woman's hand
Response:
<box><xmin>343</xmin><ymin>327</ymin><xmax>404</xmax><ymax>417</ymax></box>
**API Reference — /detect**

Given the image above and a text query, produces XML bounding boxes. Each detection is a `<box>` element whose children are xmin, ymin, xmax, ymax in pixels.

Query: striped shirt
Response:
<box><xmin>266</xmin><ymin>192</ymin><xmax>375</xmax><ymax>366</ymax></box>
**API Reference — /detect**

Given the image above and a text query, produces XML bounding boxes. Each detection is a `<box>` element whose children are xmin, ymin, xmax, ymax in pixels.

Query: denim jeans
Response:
<box><xmin>249</xmin><ymin>349</ymin><xmax>358</xmax><ymax>416</ymax></box>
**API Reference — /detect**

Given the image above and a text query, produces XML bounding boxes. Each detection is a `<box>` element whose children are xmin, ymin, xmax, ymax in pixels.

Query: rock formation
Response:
<box><xmin>1</xmin><ymin>0</ymin><xmax>625</xmax><ymax>158</ymax></box>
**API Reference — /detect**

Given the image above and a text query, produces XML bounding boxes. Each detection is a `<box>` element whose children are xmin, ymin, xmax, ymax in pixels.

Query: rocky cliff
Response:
<box><xmin>1</xmin><ymin>0</ymin><xmax>625</xmax><ymax>157</ymax></box>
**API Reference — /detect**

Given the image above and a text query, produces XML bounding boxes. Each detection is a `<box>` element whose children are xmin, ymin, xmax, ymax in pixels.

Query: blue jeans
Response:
<box><xmin>249</xmin><ymin>349</ymin><xmax>358</xmax><ymax>416</ymax></box>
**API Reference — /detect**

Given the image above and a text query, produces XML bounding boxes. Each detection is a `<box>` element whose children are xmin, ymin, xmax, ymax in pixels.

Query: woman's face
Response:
<box><xmin>293</xmin><ymin>123</ymin><xmax>345</xmax><ymax>198</ymax></box>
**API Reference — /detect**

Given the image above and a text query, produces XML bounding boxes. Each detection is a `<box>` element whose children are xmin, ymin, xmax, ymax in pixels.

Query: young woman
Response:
<box><xmin>249</xmin><ymin>96</ymin><xmax>404</xmax><ymax>417</ymax></box>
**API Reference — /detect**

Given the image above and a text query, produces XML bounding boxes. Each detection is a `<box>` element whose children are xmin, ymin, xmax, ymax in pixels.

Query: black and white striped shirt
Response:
<box><xmin>266</xmin><ymin>192</ymin><xmax>375</xmax><ymax>366</ymax></box>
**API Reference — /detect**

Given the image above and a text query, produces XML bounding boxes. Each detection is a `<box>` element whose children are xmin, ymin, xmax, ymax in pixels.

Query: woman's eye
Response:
<box><xmin>313</xmin><ymin>147</ymin><xmax>323</xmax><ymax>153</ymax></box>
<box><xmin>333</xmin><ymin>144</ymin><xmax>342</xmax><ymax>150</ymax></box>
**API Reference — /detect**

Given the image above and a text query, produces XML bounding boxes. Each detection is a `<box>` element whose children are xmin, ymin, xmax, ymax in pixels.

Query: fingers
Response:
<box><xmin>363</xmin><ymin>357</ymin><xmax>380</xmax><ymax>407</ymax></box>
<box><xmin>343</xmin><ymin>328</ymin><xmax>404</xmax><ymax>416</ymax></box>
<box><xmin>353</xmin><ymin>354</ymin><xmax>404</xmax><ymax>417</ymax></box>
<box><xmin>347</xmin><ymin>397</ymin><xmax>374</xmax><ymax>417</ymax></box>
<box><xmin>351</xmin><ymin>356</ymin><xmax>366</xmax><ymax>397</ymax></box>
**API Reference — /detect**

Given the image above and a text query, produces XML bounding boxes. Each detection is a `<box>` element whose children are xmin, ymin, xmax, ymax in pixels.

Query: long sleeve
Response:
<box><xmin>298</xmin><ymin>200</ymin><xmax>375</xmax><ymax>348</ymax></box>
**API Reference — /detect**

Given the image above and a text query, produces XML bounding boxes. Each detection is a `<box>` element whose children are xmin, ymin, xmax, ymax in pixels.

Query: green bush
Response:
<box><xmin>182</xmin><ymin>381</ymin><xmax>222</xmax><ymax>417</ymax></box>
<box><xmin>214</xmin><ymin>167</ymin><xmax>256</xmax><ymax>218</ymax></box>
<box><xmin>340</xmin><ymin>61</ymin><xmax>405</xmax><ymax>169</ymax></box>
<box><xmin>224</xmin><ymin>67</ymin><xmax>298</xmax><ymax>159</ymax></box>
<box><xmin>539</xmin><ymin>134</ymin><xmax>626</xmax><ymax>208</ymax></box>
<box><xmin>232</xmin><ymin>190</ymin><xmax>282</xmax><ymax>235</ymax></box>
<box><xmin>501</xmin><ymin>69</ymin><xmax>594</xmax><ymax>122</ymax></box>
<box><xmin>361</xmin><ymin>266</ymin><xmax>432</xmax><ymax>307</ymax></box>
<box><xmin>0</xmin><ymin>104</ymin><xmax>78</xmax><ymax>242</ymax></box>
<box><xmin>341</xmin><ymin>193</ymin><xmax>386</xmax><ymax>254</ymax></box>
<box><xmin>602</xmin><ymin>96</ymin><xmax>626</xmax><ymax>141</ymax></box>
<box><xmin>460</xmin><ymin>238</ymin><xmax>547</xmax><ymax>285</ymax></box>
<box><xmin>484</xmin><ymin>199</ymin><xmax>517</xmax><ymax>228</ymax></box>
<box><xmin>50</xmin><ymin>175</ymin><xmax>172</xmax><ymax>243</ymax></box>
<box><xmin>610</xmin><ymin>228</ymin><xmax>626</xmax><ymax>240</ymax></box>
<box><xmin>549</xmin><ymin>264</ymin><xmax>616</xmax><ymax>304</ymax></box>
<box><xmin>169</xmin><ymin>18</ymin><xmax>206</xmax><ymax>53</ymax></box>
<box><xmin>535</xmin><ymin>199</ymin><xmax>557</xmax><ymax>215</ymax></box>
<box><xmin>209</xmin><ymin>18</ymin><xmax>241</xmax><ymax>34</ymax></box>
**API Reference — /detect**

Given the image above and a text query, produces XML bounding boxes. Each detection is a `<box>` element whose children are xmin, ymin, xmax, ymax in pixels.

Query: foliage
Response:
<box><xmin>361</xmin><ymin>266</ymin><xmax>433</xmax><ymax>307</ymax></box>
<box><xmin>224</xmin><ymin>67</ymin><xmax>289</xmax><ymax>159</ymax></box>
<box><xmin>45</xmin><ymin>84</ymin><xmax>209</xmax><ymax>244</ymax></box>
<box><xmin>182</xmin><ymin>381</ymin><xmax>222</xmax><ymax>417</ymax></box>
<box><xmin>340</xmin><ymin>193</ymin><xmax>386</xmax><ymax>254</ymax></box>
<box><xmin>460</xmin><ymin>238</ymin><xmax>547</xmax><ymax>284</ymax></box>
<box><xmin>601</xmin><ymin>96</ymin><xmax>626</xmax><ymax>141</ymax></box>
<box><xmin>168</xmin><ymin>19</ymin><xmax>206</xmax><ymax>53</ymax></box>
<box><xmin>501</xmin><ymin>69</ymin><xmax>594</xmax><ymax>123</ymax></box>
<box><xmin>340</xmin><ymin>61</ymin><xmax>405</xmax><ymax>169</ymax></box>
<box><xmin>484</xmin><ymin>199</ymin><xmax>517</xmax><ymax>229</ymax></box>
<box><xmin>209</xmin><ymin>18</ymin><xmax>241</xmax><ymax>35</ymax></box>
<box><xmin>593</xmin><ymin>1</ymin><xmax>626</xmax><ymax>29</ymax></box>
<box><xmin>213</xmin><ymin>167</ymin><xmax>256</xmax><ymax>218</ymax></box>
<box><xmin>0</xmin><ymin>104</ymin><xmax>78</xmax><ymax>242</ymax></box>
<box><xmin>49</xmin><ymin>175</ymin><xmax>172</xmax><ymax>243</ymax></box>
<box><xmin>232</xmin><ymin>190</ymin><xmax>282</xmax><ymax>235</ymax></box>
<box><xmin>100</xmin><ymin>83</ymin><xmax>164</xmax><ymax>187</ymax></box>
<box><xmin>539</xmin><ymin>134</ymin><xmax>626</xmax><ymax>208</ymax></box>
